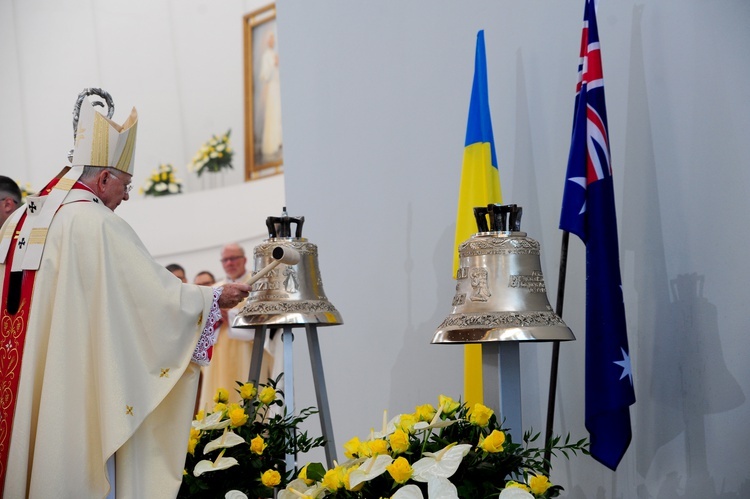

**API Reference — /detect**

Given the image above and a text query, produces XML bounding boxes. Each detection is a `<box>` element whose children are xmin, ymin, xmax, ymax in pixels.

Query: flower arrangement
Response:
<box><xmin>140</xmin><ymin>163</ymin><xmax>183</xmax><ymax>197</ymax></box>
<box><xmin>188</xmin><ymin>129</ymin><xmax>234</xmax><ymax>177</ymax></box>
<box><xmin>179</xmin><ymin>376</ymin><xmax>325</xmax><ymax>499</ymax></box>
<box><xmin>17</xmin><ymin>181</ymin><xmax>34</xmax><ymax>202</ymax></box>
<box><xmin>279</xmin><ymin>395</ymin><xmax>587</xmax><ymax>499</ymax></box>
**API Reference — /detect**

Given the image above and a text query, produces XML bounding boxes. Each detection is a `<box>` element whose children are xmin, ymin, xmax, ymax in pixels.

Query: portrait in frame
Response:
<box><xmin>244</xmin><ymin>3</ymin><xmax>283</xmax><ymax>180</ymax></box>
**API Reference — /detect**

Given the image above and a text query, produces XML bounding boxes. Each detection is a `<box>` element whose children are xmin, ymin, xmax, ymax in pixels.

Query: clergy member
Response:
<box><xmin>0</xmin><ymin>94</ymin><xmax>251</xmax><ymax>498</ymax></box>
<box><xmin>198</xmin><ymin>243</ymin><xmax>275</xmax><ymax>409</ymax></box>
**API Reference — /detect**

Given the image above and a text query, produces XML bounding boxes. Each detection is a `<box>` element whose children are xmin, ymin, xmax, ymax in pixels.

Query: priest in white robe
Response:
<box><xmin>0</xmin><ymin>93</ymin><xmax>251</xmax><ymax>498</ymax></box>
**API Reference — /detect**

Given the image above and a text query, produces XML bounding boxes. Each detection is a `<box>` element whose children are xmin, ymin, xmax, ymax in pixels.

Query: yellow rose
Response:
<box><xmin>261</xmin><ymin>469</ymin><xmax>281</xmax><ymax>487</ymax></box>
<box><xmin>389</xmin><ymin>429</ymin><xmax>410</xmax><ymax>454</ymax></box>
<box><xmin>397</xmin><ymin>414</ymin><xmax>417</xmax><ymax>434</ymax></box>
<box><xmin>187</xmin><ymin>437</ymin><xmax>198</xmax><ymax>455</ymax></box>
<box><xmin>505</xmin><ymin>480</ymin><xmax>531</xmax><ymax>492</ymax></box>
<box><xmin>386</xmin><ymin>456</ymin><xmax>413</xmax><ymax>484</ymax></box>
<box><xmin>529</xmin><ymin>475</ymin><xmax>552</xmax><ymax>495</ymax></box>
<box><xmin>322</xmin><ymin>466</ymin><xmax>346</xmax><ymax>490</ymax></box>
<box><xmin>479</xmin><ymin>429</ymin><xmax>506</xmax><ymax>453</ymax></box>
<box><xmin>299</xmin><ymin>464</ymin><xmax>314</xmax><ymax>485</ymax></box>
<box><xmin>240</xmin><ymin>382</ymin><xmax>257</xmax><ymax>400</ymax></box>
<box><xmin>214</xmin><ymin>388</ymin><xmax>229</xmax><ymax>404</ymax></box>
<box><xmin>195</xmin><ymin>410</ymin><xmax>205</xmax><ymax>422</ymax></box>
<box><xmin>438</xmin><ymin>394</ymin><xmax>460</xmax><ymax>416</ymax></box>
<box><xmin>469</xmin><ymin>403</ymin><xmax>494</xmax><ymax>427</ymax></box>
<box><xmin>213</xmin><ymin>402</ymin><xmax>227</xmax><ymax>414</ymax></box>
<box><xmin>414</xmin><ymin>403</ymin><xmax>436</xmax><ymax>422</ymax></box>
<box><xmin>250</xmin><ymin>435</ymin><xmax>267</xmax><ymax>455</ymax></box>
<box><xmin>368</xmin><ymin>439</ymin><xmax>388</xmax><ymax>456</ymax></box>
<box><xmin>259</xmin><ymin>386</ymin><xmax>277</xmax><ymax>405</ymax></box>
<box><xmin>228</xmin><ymin>407</ymin><xmax>248</xmax><ymax>427</ymax></box>
<box><xmin>343</xmin><ymin>436</ymin><xmax>362</xmax><ymax>459</ymax></box>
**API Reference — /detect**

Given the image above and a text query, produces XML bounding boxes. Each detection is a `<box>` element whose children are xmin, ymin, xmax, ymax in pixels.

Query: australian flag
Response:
<box><xmin>560</xmin><ymin>0</ymin><xmax>636</xmax><ymax>471</ymax></box>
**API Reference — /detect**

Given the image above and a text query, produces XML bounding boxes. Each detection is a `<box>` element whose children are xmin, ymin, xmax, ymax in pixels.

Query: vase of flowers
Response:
<box><xmin>188</xmin><ymin>129</ymin><xmax>234</xmax><ymax>178</ymax></box>
<box><xmin>179</xmin><ymin>375</ymin><xmax>325</xmax><ymax>499</ymax></box>
<box><xmin>140</xmin><ymin>163</ymin><xmax>183</xmax><ymax>197</ymax></box>
<box><xmin>279</xmin><ymin>395</ymin><xmax>587</xmax><ymax>499</ymax></box>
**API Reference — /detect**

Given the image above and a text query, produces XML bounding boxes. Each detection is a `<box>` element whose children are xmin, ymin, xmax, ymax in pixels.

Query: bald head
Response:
<box><xmin>220</xmin><ymin>243</ymin><xmax>247</xmax><ymax>281</ymax></box>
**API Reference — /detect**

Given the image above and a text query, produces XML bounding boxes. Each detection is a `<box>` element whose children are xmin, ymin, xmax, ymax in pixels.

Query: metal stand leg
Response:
<box><xmin>305</xmin><ymin>323</ymin><xmax>337</xmax><ymax>468</ymax></box>
<box><xmin>482</xmin><ymin>342</ymin><xmax>522</xmax><ymax>444</ymax></box>
<box><xmin>282</xmin><ymin>326</ymin><xmax>295</xmax><ymax>473</ymax></box>
<box><xmin>248</xmin><ymin>325</ymin><xmax>267</xmax><ymax>385</ymax></box>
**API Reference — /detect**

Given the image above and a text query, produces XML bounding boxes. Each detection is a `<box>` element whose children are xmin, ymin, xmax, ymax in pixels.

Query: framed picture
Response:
<box><xmin>244</xmin><ymin>3</ymin><xmax>284</xmax><ymax>181</ymax></box>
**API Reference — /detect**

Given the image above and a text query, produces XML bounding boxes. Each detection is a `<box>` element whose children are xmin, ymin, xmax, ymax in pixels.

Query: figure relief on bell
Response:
<box><xmin>283</xmin><ymin>266</ymin><xmax>299</xmax><ymax>293</ymax></box>
<box><xmin>469</xmin><ymin>267</ymin><xmax>492</xmax><ymax>302</ymax></box>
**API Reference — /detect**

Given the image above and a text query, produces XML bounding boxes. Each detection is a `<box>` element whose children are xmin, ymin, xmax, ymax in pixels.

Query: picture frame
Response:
<box><xmin>244</xmin><ymin>3</ymin><xmax>284</xmax><ymax>180</ymax></box>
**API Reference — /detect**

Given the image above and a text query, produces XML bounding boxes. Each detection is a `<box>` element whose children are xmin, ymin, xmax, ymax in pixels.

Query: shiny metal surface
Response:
<box><xmin>432</xmin><ymin>228</ymin><xmax>574</xmax><ymax>344</ymax></box>
<box><xmin>233</xmin><ymin>237</ymin><xmax>343</xmax><ymax>327</ymax></box>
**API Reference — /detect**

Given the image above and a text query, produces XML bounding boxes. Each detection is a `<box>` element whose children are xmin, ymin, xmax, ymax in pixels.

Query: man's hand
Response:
<box><xmin>218</xmin><ymin>283</ymin><xmax>252</xmax><ymax>309</ymax></box>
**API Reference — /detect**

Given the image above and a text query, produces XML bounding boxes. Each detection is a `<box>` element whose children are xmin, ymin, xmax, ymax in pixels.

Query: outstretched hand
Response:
<box><xmin>218</xmin><ymin>283</ymin><xmax>252</xmax><ymax>309</ymax></box>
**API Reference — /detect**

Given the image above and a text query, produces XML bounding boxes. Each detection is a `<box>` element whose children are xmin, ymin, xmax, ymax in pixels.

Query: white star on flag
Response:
<box><xmin>567</xmin><ymin>176</ymin><xmax>587</xmax><ymax>214</ymax></box>
<box><xmin>613</xmin><ymin>348</ymin><xmax>633</xmax><ymax>386</ymax></box>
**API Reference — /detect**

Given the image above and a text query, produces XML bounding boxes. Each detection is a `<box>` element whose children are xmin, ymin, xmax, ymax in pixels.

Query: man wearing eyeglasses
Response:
<box><xmin>0</xmin><ymin>95</ymin><xmax>252</xmax><ymax>498</ymax></box>
<box><xmin>0</xmin><ymin>175</ymin><xmax>22</xmax><ymax>228</ymax></box>
<box><xmin>198</xmin><ymin>243</ymin><xmax>274</xmax><ymax>410</ymax></box>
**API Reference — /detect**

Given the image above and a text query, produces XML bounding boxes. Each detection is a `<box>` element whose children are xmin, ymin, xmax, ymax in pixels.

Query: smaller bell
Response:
<box><xmin>233</xmin><ymin>208</ymin><xmax>343</xmax><ymax>327</ymax></box>
<box><xmin>432</xmin><ymin>204</ymin><xmax>574</xmax><ymax>344</ymax></box>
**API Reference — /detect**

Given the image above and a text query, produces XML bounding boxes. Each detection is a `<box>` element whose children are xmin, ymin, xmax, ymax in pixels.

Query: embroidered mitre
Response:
<box><xmin>71</xmin><ymin>97</ymin><xmax>138</xmax><ymax>175</ymax></box>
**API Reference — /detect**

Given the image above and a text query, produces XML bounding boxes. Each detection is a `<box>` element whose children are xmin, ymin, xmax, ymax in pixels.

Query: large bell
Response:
<box><xmin>432</xmin><ymin>204</ymin><xmax>574</xmax><ymax>343</ymax></box>
<box><xmin>233</xmin><ymin>209</ymin><xmax>343</xmax><ymax>327</ymax></box>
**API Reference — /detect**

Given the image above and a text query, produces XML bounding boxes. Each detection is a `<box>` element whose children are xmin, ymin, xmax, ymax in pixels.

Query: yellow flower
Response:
<box><xmin>187</xmin><ymin>437</ymin><xmax>199</xmax><ymax>455</ymax></box>
<box><xmin>261</xmin><ymin>469</ymin><xmax>281</xmax><ymax>487</ymax></box>
<box><xmin>414</xmin><ymin>403</ymin><xmax>436</xmax><ymax>422</ymax></box>
<box><xmin>195</xmin><ymin>410</ymin><xmax>205</xmax><ymax>422</ymax></box>
<box><xmin>343</xmin><ymin>436</ymin><xmax>362</xmax><ymax>459</ymax></box>
<box><xmin>368</xmin><ymin>438</ymin><xmax>388</xmax><ymax>456</ymax></box>
<box><xmin>213</xmin><ymin>402</ymin><xmax>227</xmax><ymax>414</ymax></box>
<box><xmin>479</xmin><ymin>429</ymin><xmax>506</xmax><ymax>453</ymax></box>
<box><xmin>529</xmin><ymin>475</ymin><xmax>552</xmax><ymax>495</ymax></box>
<box><xmin>240</xmin><ymin>382</ymin><xmax>257</xmax><ymax>400</ymax></box>
<box><xmin>469</xmin><ymin>403</ymin><xmax>494</xmax><ymax>427</ymax></box>
<box><xmin>322</xmin><ymin>466</ymin><xmax>346</xmax><ymax>491</ymax></box>
<box><xmin>389</xmin><ymin>428</ymin><xmax>410</xmax><ymax>454</ymax></box>
<box><xmin>386</xmin><ymin>456</ymin><xmax>413</xmax><ymax>484</ymax></box>
<box><xmin>259</xmin><ymin>386</ymin><xmax>276</xmax><ymax>405</ymax></box>
<box><xmin>228</xmin><ymin>407</ymin><xmax>248</xmax><ymax>427</ymax></box>
<box><xmin>299</xmin><ymin>463</ymin><xmax>314</xmax><ymax>485</ymax></box>
<box><xmin>250</xmin><ymin>435</ymin><xmax>267</xmax><ymax>455</ymax></box>
<box><xmin>438</xmin><ymin>394</ymin><xmax>460</xmax><ymax>416</ymax></box>
<box><xmin>505</xmin><ymin>480</ymin><xmax>531</xmax><ymax>492</ymax></box>
<box><xmin>343</xmin><ymin>466</ymin><xmax>365</xmax><ymax>492</ymax></box>
<box><xmin>397</xmin><ymin>413</ymin><xmax>417</xmax><ymax>434</ymax></box>
<box><xmin>214</xmin><ymin>388</ymin><xmax>229</xmax><ymax>404</ymax></box>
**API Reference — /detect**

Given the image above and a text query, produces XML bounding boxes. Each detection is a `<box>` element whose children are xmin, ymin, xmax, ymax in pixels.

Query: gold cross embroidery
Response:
<box><xmin>125</xmin><ymin>405</ymin><xmax>134</xmax><ymax>416</ymax></box>
<box><xmin>160</xmin><ymin>368</ymin><xmax>170</xmax><ymax>378</ymax></box>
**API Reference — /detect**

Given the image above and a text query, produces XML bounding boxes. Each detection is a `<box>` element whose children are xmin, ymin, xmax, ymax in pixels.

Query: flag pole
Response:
<box><xmin>543</xmin><ymin>230</ymin><xmax>570</xmax><ymax>472</ymax></box>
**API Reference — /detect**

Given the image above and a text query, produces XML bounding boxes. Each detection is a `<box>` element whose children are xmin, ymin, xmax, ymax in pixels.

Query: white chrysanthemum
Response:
<box><xmin>168</xmin><ymin>183</ymin><xmax>179</xmax><ymax>193</ymax></box>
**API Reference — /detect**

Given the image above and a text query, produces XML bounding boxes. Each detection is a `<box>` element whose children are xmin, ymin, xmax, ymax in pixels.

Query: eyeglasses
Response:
<box><xmin>0</xmin><ymin>197</ymin><xmax>20</xmax><ymax>205</ymax></box>
<box><xmin>108</xmin><ymin>170</ymin><xmax>133</xmax><ymax>194</ymax></box>
<box><xmin>220</xmin><ymin>255</ymin><xmax>245</xmax><ymax>264</ymax></box>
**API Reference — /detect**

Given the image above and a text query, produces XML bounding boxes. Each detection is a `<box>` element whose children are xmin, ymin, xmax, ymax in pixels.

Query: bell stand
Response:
<box><xmin>481</xmin><ymin>343</ymin><xmax>522</xmax><ymax>445</ymax></box>
<box><xmin>247</xmin><ymin>323</ymin><xmax>337</xmax><ymax>472</ymax></box>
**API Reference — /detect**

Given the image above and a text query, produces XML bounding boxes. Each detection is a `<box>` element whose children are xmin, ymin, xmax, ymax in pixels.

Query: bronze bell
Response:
<box><xmin>432</xmin><ymin>204</ymin><xmax>575</xmax><ymax>343</ymax></box>
<box><xmin>233</xmin><ymin>209</ymin><xmax>343</xmax><ymax>327</ymax></box>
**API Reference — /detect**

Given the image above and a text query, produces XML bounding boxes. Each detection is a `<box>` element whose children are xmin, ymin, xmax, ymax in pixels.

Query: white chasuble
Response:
<box><xmin>0</xmin><ymin>200</ymin><xmax>214</xmax><ymax>498</ymax></box>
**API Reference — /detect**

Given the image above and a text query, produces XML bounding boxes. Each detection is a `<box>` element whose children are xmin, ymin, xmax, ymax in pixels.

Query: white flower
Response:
<box><xmin>168</xmin><ymin>183</ymin><xmax>179</xmax><ymax>193</ymax></box>
<box><xmin>499</xmin><ymin>488</ymin><xmax>535</xmax><ymax>499</ymax></box>
<box><xmin>194</xmin><ymin>448</ymin><xmax>239</xmax><ymax>476</ymax></box>
<box><xmin>347</xmin><ymin>454</ymin><xmax>393</xmax><ymax>489</ymax></box>
<box><xmin>203</xmin><ymin>430</ymin><xmax>246</xmax><ymax>454</ymax></box>
<box><xmin>192</xmin><ymin>410</ymin><xmax>231</xmax><ymax>431</ymax></box>
<box><xmin>225</xmin><ymin>491</ymin><xmax>249</xmax><ymax>499</ymax></box>
<box><xmin>392</xmin><ymin>484</ymin><xmax>425</xmax><ymax>499</ymax></box>
<box><xmin>155</xmin><ymin>183</ymin><xmax>167</xmax><ymax>192</ymax></box>
<box><xmin>411</xmin><ymin>443</ymin><xmax>472</xmax><ymax>482</ymax></box>
<box><xmin>427</xmin><ymin>476</ymin><xmax>460</xmax><ymax>499</ymax></box>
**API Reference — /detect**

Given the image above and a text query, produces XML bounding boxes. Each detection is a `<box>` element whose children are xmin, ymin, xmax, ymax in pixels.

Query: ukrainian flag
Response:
<box><xmin>455</xmin><ymin>30</ymin><xmax>502</xmax><ymax>407</ymax></box>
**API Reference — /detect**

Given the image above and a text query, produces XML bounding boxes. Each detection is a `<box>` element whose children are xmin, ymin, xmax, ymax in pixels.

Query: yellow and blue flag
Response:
<box><xmin>455</xmin><ymin>30</ymin><xmax>502</xmax><ymax>406</ymax></box>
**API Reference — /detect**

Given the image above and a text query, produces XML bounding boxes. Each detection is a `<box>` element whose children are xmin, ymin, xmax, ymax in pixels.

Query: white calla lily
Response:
<box><xmin>427</xmin><ymin>476</ymin><xmax>460</xmax><ymax>499</ymax></box>
<box><xmin>392</xmin><ymin>484</ymin><xmax>425</xmax><ymax>499</ymax></box>
<box><xmin>225</xmin><ymin>491</ymin><xmax>249</xmax><ymax>499</ymax></box>
<box><xmin>411</xmin><ymin>443</ymin><xmax>472</xmax><ymax>482</ymax></box>
<box><xmin>193</xmin><ymin>449</ymin><xmax>239</xmax><ymax>476</ymax></box>
<box><xmin>348</xmin><ymin>454</ymin><xmax>394</xmax><ymax>488</ymax></box>
<box><xmin>192</xmin><ymin>410</ymin><xmax>231</xmax><ymax>431</ymax></box>
<box><xmin>203</xmin><ymin>430</ymin><xmax>246</xmax><ymax>454</ymax></box>
<box><xmin>499</xmin><ymin>488</ymin><xmax>535</xmax><ymax>499</ymax></box>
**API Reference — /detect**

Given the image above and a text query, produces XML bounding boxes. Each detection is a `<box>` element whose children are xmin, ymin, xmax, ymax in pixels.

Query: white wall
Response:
<box><xmin>2</xmin><ymin>0</ymin><xmax>749</xmax><ymax>498</ymax></box>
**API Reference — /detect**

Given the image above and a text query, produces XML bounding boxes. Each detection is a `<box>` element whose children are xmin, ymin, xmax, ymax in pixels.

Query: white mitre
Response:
<box><xmin>71</xmin><ymin>97</ymin><xmax>138</xmax><ymax>174</ymax></box>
